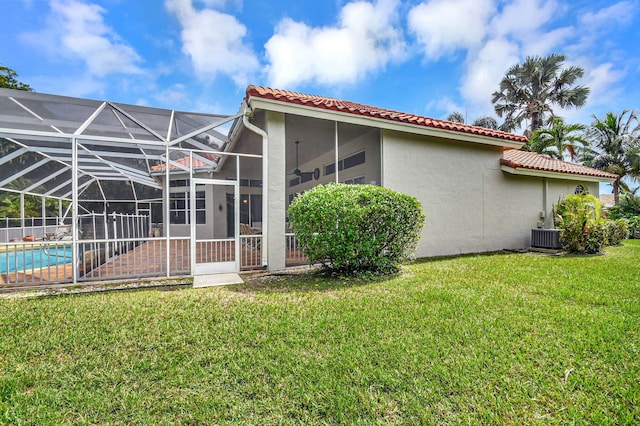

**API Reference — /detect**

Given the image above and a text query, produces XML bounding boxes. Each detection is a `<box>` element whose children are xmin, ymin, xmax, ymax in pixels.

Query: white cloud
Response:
<box><xmin>408</xmin><ymin>0</ymin><xmax>571</xmax><ymax>121</ymax></box>
<box><xmin>461</xmin><ymin>38</ymin><xmax>520</xmax><ymax>109</ymax></box>
<box><xmin>22</xmin><ymin>0</ymin><xmax>142</xmax><ymax>77</ymax></box>
<box><xmin>490</xmin><ymin>0</ymin><xmax>557</xmax><ymax>40</ymax></box>
<box><xmin>580</xmin><ymin>1</ymin><xmax>635</xmax><ymax>27</ymax></box>
<box><xmin>407</xmin><ymin>0</ymin><xmax>632</xmax><ymax>128</ymax></box>
<box><xmin>425</xmin><ymin>96</ymin><xmax>466</xmax><ymax>119</ymax></box>
<box><xmin>583</xmin><ymin>62</ymin><xmax>626</xmax><ymax>106</ymax></box>
<box><xmin>408</xmin><ymin>0</ymin><xmax>495</xmax><ymax>60</ymax></box>
<box><xmin>165</xmin><ymin>0</ymin><xmax>259</xmax><ymax>86</ymax></box>
<box><xmin>518</xmin><ymin>27</ymin><xmax>573</xmax><ymax>57</ymax></box>
<box><xmin>264</xmin><ymin>0</ymin><xmax>406</xmax><ymax>88</ymax></box>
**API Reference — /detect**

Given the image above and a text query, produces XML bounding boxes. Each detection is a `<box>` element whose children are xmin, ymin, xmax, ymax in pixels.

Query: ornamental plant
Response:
<box><xmin>287</xmin><ymin>183</ymin><xmax>426</xmax><ymax>276</ymax></box>
<box><xmin>554</xmin><ymin>193</ymin><xmax>607</xmax><ymax>253</ymax></box>
<box><xmin>607</xmin><ymin>194</ymin><xmax>640</xmax><ymax>239</ymax></box>
<box><xmin>628</xmin><ymin>216</ymin><xmax>640</xmax><ymax>239</ymax></box>
<box><xmin>605</xmin><ymin>219</ymin><xmax>630</xmax><ymax>246</ymax></box>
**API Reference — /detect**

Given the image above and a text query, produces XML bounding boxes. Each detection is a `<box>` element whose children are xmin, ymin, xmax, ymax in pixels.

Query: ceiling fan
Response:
<box><xmin>290</xmin><ymin>140</ymin><xmax>320</xmax><ymax>180</ymax></box>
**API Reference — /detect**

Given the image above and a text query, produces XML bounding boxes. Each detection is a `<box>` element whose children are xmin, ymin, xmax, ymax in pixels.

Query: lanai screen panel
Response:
<box><xmin>0</xmin><ymin>88</ymin><xmax>241</xmax><ymax>202</ymax></box>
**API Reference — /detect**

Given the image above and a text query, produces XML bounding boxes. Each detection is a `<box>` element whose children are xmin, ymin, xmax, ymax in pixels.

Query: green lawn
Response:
<box><xmin>1</xmin><ymin>242</ymin><xmax>639</xmax><ymax>425</ymax></box>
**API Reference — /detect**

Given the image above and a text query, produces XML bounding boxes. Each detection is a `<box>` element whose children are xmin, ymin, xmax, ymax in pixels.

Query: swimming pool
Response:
<box><xmin>0</xmin><ymin>246</ymin><xmax>74</xmax><ymax>274</ymax></box>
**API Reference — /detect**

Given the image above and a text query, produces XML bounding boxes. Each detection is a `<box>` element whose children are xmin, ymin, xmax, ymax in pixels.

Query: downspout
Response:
<box><xmin>242</xmin><ymin>101</ymin><xmax>269</xmax><ymax>267</ymax></box>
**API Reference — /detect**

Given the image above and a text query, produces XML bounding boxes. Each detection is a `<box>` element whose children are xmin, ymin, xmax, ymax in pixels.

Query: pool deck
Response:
<box><xmin>1</xmin><ymin>239</ymin><xmax>307</xmax><ymax>290</ymax></box>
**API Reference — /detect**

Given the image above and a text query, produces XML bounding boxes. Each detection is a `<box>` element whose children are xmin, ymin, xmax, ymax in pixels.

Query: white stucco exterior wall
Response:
<box><xmin>381</xmin><ymin>129</ymin><xmax>599</xmax><ymax>258</ymax></box>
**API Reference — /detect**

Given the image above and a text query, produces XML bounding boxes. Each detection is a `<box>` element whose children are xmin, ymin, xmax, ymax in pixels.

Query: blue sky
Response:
<box><xmin>2</xmin><ymin>0</ymin><xmax>639</xmax><ymax>129</ymax></box>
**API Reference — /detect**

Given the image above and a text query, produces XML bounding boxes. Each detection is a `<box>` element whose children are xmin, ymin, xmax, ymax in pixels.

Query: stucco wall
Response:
<box><xmin>381</xmin><ymin>129</ymin><xmax>599</xmax><ymax>258</ymax></box>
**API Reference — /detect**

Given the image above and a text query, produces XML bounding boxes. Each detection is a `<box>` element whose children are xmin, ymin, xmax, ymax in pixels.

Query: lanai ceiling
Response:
<box><xmin>0</xmin><ymin>88</ymin><xmax>241</xmax><ymax>202</ymax></box>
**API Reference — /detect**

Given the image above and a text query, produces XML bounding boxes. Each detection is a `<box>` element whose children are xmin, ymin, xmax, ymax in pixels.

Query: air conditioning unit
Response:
<box><xmin>531</xmin><ymin>229</ymin><xmax>562</xmax><ymax>249</ymax></box>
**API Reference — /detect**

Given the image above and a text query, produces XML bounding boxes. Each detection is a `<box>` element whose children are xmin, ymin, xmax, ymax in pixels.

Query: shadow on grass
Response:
<box><xmin>229</xmin><ymin>251</ymin><xmax>517</xmax><ymax>295</ymax></box>
<box><xmin>230</xmin><ymin>268</ymin><xmax>398</xmax><ymax>295</ymax></box>
<box><xmin>411</xmin><ymin>249</ymin><xmax>514</xmax><ymax>265</ymax></box>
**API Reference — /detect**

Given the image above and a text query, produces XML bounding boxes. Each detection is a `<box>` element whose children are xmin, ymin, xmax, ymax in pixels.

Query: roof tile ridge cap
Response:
<box><xmin>248</xmin><ymin>85</ymin><xmax>527</xmax><ymax>142</ymax></box>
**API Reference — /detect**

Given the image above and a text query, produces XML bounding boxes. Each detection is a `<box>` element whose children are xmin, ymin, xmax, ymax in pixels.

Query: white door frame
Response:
<box><xmin>190</xmin><ymin>178</ymin><xmax>239</xmax><ymax>275</ymax></box>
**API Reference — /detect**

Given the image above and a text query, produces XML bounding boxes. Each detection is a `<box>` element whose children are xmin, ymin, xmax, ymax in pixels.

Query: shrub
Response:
<box><xmin>613</xmin><ymin>194</ymin><xmax>640</xmax><ymax>217</ymax></box>
<box><xmin>607</xmin><ymin>194</ymin><xmax>640</xmax><ymax>239</ymax></box>
<box><xmin>554</xmin><ymin>193</ymin><xmax>606</xmax><ymax>254</ymax></box>
<box><xmin>287</xmin><ymin>183</ymin><xmax>426</xmax><ymax>276</ymax></box>
<box><xmin>628</xmin><ymin>216</ymin><xmax>640</xmax><ymax>239</ymax></box>
<box><xmin>584</xmin><ymin>220</ymin><xmax>608</xmax><ymax>254</ymax></box>
<box><xmin>605</xmin><ymin>219</ymin><xmax>630</xmax><ymax>246</ymax></box>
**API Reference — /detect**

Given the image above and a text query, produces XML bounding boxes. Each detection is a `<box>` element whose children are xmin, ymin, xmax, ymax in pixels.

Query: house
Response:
<box><xmin>599</xmin><ymin>194</ymin><xmax>615</xmax><ymax>208</ymax></box>
<box><xmin>234</xmin><ymin>86</ymin><xmax>616</xmax><ymax>265</ymax></box>
<box><xmin>0</xmin><ymin>86</ymin><xmax>618</xmax><ymax>286</ymax></box>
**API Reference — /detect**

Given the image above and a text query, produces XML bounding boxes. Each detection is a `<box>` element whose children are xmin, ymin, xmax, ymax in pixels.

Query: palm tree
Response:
<box><xmin>492</xmin><ymin>53</ymin><xmax>590</xmax><ymax>135</ymax></box>
<box><xmin>525</xmin><ymin>117</ymin><xmax>587</xmax><ymax>161</ymax></box>
<box><xmin>582</xmin><ymin>110</ymin><xmax>640</xmax><ymax>205</ymax></box>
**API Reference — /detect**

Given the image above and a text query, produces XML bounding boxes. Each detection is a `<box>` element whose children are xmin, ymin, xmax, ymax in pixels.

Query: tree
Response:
<box><xmin>525</xmin><ymin>117</ymin><xmax>587</xmax><ymax>161</ymax></box>
<box><xmin>582</xmin><ymin>110</ymin><xmax>640</xmax><ymax>205</ymax></box>
<box><xmin>472</xmin><ymin>116</ymin><xmax>498</xmax><ymax>130</ymax></box>
<box><xmin>446</xmin><ymin>112</ymin><xmax>499</xmax><ymax>130</ymax></box>
<box><xmin>492</xmin><ymin>53</ymin><xmax>589</xmax><ymax>135</ymax></box>
<box><xmin>0</xmin><ymin>193</ymin><xmax>42</xmax><ymax>218</ymax></box>
<box><xmin>0</xmin><ymin>65</ymin><xmax>32</xmax><ymax>91</ymax></box>
<box><xmin>446</xmin><ymin>111</ymin><xmax>465</xmax><ymax>123</ymax></box>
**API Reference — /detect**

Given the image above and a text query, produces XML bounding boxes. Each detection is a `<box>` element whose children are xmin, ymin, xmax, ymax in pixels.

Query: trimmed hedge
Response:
<box><xmin>287</xmin><ymin>184</ymin><xmax>426</xmax><ymax>276</ymax></box>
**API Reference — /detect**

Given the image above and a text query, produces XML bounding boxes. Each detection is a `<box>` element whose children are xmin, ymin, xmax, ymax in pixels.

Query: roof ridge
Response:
<box><xmin>245</xmin><ymin>85</ymin><xmax>527</xmax><ymax>144</ymax></box>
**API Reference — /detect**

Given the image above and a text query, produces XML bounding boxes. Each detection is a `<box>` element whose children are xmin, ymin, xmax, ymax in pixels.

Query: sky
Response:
<box><xmin>1</xmin><ymin>0</ymin><xmax>640</xmax><ymax>131</ymax></box>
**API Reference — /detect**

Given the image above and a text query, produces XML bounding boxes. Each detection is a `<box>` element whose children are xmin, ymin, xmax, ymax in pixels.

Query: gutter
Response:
<box><xmin>500</xmin><ymin>164</ymin><xmax>617</xmax><ymax>183</ymax></box>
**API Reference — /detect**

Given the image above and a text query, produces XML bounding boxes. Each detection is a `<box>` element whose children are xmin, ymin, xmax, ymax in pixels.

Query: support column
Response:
<box><xmin>265</xmin><ymin>111</ymin><xmax>287</xmax><ymax>271</ymax></box>
<box><xmin>164</xmin><ymin>144</ymin><xmax>171</xmax><ymax>277</ymax></box>
<box><xmin>71</xmin><ymin>137</ymin><xmax>78</xmax><ymax>283</ymax></box>
<box><xmin>20</xmin><ymin>193</ymin><xmax>25</xmax><ymax>235</ymax></box>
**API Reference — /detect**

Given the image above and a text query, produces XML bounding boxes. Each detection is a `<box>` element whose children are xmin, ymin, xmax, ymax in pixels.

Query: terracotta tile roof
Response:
<box><xmin>245</xmin><ymin>85</ymin><xmax>527</xmax><ymax>144</ymax></box>
<box><xmin>150</xmin><ymin>153</ymin><xmax>219</xmax><ymax>171</ymax></box>
<box><xmin>501</xmin><ymin>149</ymin><xmax>618</xmax><ymax>180</ymax></box>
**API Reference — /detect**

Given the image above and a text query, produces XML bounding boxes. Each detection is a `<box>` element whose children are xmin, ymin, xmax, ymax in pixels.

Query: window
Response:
<box><xmin>300</xmin><ymin>173</ymin><xmax>313</xmax><ymax>184</ymax></box>
<box><xmin>170</xmin><ymin>179</ymin><xmax>189</xmax><ymax>188</ymax></box>
<box><xmin>324</xmin><ymin>162</ymin><xmax>335</xmax><ymax>176</ymax></box>
<box><xmin>227</xmin><ymin>179</ymin><xmax>262</xmax><ymax>187</ymax></box>
<box><xmin>324</xmin><ymin>151</ymin><xmax>366</xmax><ymax>176</ymax></box>
<box><xmin>343</xmin><ymin>151</ymin><xmax>365</xmax><ymax>169</ymax></box>
<box><xmin>239</xmin><ymin>194</ymin><xmax>262</xmax><ymax>226</ymax></box>
<box><xmin>343</xmin><ymin>176</ymin><xmax>366</xmax><ymax>185</ymax></box>
<box><xmin>170</xmin><ymin>190</ymin><xmax>205</xmax><ymax>224</ymax></box>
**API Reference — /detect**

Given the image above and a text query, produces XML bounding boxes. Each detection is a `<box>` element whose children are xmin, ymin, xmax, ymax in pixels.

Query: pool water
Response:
<box><xmin>0</xmin><ymin>246</ymin><xmax>74</xmax><ymax>274</ymax></box>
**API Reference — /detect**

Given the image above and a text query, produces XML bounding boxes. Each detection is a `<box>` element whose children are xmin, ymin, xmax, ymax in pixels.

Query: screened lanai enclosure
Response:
<box><xmin>0</xmin><ymin>86</ymin><xmax>385</xmax><ymax>290</ymax></box>
<box><xmin>0</xmin><ymin>88</ymin><xmax>269</xmax><ymax>289</ymax></box>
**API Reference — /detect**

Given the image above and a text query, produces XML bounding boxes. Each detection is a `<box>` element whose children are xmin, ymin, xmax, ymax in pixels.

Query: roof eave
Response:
<box><xmin>501</xmin><ymin>165</ymin><xmax>617</xmax><ymax>183</ymax></box>
<box><xmin>247</xmin><ymin>96</ymin><xmax>525</xmax><ymax>149</ymax></box>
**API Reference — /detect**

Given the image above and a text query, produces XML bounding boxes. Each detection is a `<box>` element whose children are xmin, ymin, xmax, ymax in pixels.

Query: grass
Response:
<box><xmin>1</xmin><ymin>242</ymin><xmax>639</xmax><ymax>425</ymax></box>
